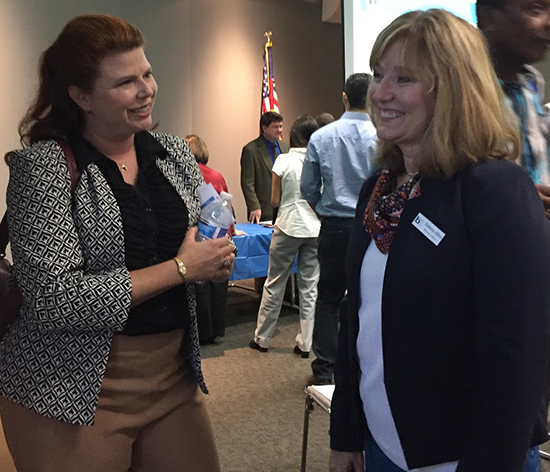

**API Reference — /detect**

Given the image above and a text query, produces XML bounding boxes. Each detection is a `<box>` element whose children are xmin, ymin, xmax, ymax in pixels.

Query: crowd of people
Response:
<box><xmin>2</xmin><ymin>1</ymin><xmax>550</xmax><ymax>470</ymax></box>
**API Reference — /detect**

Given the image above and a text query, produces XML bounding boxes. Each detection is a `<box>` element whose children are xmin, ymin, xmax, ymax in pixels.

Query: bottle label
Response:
<box><xmin>200</xmin><ymin>196</ymin><xmax>217</xmax><ymax>210</ymax></box>
<box><xmin>198</xmin><ymin>221</ymin><xmax>228</xmax><ymax>239</ymax></box>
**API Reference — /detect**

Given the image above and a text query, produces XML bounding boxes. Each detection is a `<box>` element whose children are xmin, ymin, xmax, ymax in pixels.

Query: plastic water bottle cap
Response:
<box><xmin>219</xmin><ymin>191</ymin><xmax>233</xmax><ymax>202</ymax></box>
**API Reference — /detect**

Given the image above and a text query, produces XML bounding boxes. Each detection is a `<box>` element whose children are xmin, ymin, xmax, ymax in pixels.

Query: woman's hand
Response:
<box><xmin>130</xmin><ymin>227</ymin><xmax>234</xmax><ymax>307</ymax></box>
<box><xmin>329</xmin><ymin>450</ymin><xmax>364</xmax><ymax>472</ymax></box>
<box><xmin>535</xmin><ymin>184</ymin><xmax>550</xmax><ymax>220</ymax></box>
<box><xmin>176</xmin><ymin>227</ymin><xmax>235</xmax><ymax>282</ymax></box>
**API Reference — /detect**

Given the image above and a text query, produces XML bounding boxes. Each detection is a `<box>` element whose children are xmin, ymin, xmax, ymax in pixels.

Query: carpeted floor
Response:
<box><xmin>200</xmin><ymin>285</ymin><xmax>330</xmax><ymax>472</ymax></box>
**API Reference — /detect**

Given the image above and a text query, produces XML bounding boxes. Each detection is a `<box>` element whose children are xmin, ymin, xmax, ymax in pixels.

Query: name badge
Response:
<box><xmin>412</xmin><ymin>213</ymin><xmax>445</xmax><ymax>246</ymax></box>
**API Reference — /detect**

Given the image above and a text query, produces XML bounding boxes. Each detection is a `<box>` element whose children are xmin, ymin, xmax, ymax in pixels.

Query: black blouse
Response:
<box><xmin>68</xmin><ymin>131</ymin><xmax>190</xmax><ymax>335</ymax></box>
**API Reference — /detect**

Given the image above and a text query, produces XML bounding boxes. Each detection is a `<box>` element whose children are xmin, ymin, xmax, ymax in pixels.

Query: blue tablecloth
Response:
<box><xmin>230</xmin><ymin>223</ymin><xmax>297</xmax><ymax>281</ymax></box>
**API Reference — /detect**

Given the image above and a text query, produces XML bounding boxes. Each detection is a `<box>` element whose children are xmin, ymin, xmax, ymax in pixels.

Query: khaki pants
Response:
<box><xmin>254</xmin><ymin>227</ymin><xmax>320</xmax><ymax>351</ymax></box>
<box><xmin>0</xmin><ymin>330</ymin><xmax>221</xmax><ymax>472</ymax></box>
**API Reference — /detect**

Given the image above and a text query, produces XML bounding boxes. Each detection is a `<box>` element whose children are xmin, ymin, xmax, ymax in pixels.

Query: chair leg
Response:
<box><xmin>540</xmin><ymin>433</ymin><xmax>550</xmax><ymax>461</ymax></box>
<box><xmin>301</xmin><ymin>395</ymin><xmax>315</xmax><ymax>472</ymax></box>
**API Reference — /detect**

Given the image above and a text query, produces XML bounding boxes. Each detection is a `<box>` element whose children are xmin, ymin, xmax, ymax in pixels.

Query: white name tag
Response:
<box><xmin>412</xmin><ymin>212</ymin><xmax>445</xmax><ymax>246</ymax></box>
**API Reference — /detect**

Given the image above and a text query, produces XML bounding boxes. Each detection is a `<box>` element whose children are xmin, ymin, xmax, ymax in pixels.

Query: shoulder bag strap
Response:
<box><xmin>55</xmin><ymin>139</ymin><xmax>81</xmax><ymax>193</ymax></box>
<box><xmin>0</xmin><ymin>213</ymin><xmax>8</xmax><ymax>256</ymax></box>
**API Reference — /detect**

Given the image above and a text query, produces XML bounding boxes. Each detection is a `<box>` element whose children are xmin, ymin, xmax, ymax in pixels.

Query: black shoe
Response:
<box><xmin>293</xmin><ymin>346</ymin><xmax>310</xmax><ymax>359</ymax></box>
<box><xmin>306</xmin><ymin>374</ymin><xmax>333</xmax><ymax>386</ymax></box>
<box><xmin>249</xmin><ymin>340</ymin><xmax>268</xmax><ymax>353</ymax></box>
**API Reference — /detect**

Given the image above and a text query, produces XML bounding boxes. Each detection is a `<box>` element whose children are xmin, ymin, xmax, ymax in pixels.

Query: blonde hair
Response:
<box><xmin>369</xmin><ymin>9</ymin><xmax>520</xmax><ymax>178</ymax></box>
<box><xmin>185</xmin><ymin>134</ymin><xmax>210</xmax><ymax>164</ymax></box>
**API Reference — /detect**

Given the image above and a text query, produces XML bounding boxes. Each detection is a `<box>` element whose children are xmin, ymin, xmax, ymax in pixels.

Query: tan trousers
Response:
<box><xmin>0</xmin><ymin>330</ymin><xmax>221</xmax><ymax>472</ymax></box>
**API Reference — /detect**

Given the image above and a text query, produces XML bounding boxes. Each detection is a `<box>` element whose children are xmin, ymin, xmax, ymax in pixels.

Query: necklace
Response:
<box><xmin>120</xmin><ymin>164</ymin><xmax>128</xmax><ymax>172</ymax></box>
<box><xmin>404</xmin><ymin>170</ymin><xmax>418</xmax><ymax>178</ymax></box>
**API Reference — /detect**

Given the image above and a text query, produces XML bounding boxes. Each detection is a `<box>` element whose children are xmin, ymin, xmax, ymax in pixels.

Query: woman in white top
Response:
<box><xmin>249</xmin><ymin>115</ymin><xmax>321</xmax><ymax>356</ymax></box>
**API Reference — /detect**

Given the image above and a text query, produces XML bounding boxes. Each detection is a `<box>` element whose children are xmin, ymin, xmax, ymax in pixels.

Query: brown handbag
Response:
<box><xmin>0</xmin><ymin>140</ymin><xmax>80</xmax><ymax>339</ymax></box>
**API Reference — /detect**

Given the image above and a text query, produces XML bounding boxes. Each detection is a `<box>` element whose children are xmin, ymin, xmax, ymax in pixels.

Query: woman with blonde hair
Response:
<box><xmin>330</xmin><ymin>9</ymin><xmax>550</xmax><ymax>472</ymax></box>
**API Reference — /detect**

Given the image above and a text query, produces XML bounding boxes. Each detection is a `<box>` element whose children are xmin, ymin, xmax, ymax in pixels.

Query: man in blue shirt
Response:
<box><xmin>301</xmin><ymin>73</ymin><xmax>377</xmax><ymax>384</ymax></box>
<box><xmin>477</xmin><ymin>1</ymin><xmax>550</xmax><ymax>469</ymax></box>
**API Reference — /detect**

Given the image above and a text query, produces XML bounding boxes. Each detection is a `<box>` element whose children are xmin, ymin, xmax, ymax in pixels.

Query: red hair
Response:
<box><xmin>19</xmin><ymin>14</ymin><xmax>145</xmax><ymax>146</ymax></box>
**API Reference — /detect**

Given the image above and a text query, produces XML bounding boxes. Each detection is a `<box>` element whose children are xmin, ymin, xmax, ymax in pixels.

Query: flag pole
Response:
<box><xmin>264</xmin><ymin>31</ymin><xmax>272</xmax><ymax>85</ymax></box>
<box><xmin>261</xmin><ymin>30</ymin><xmax>280</xmax><ymax>118</ymax></box>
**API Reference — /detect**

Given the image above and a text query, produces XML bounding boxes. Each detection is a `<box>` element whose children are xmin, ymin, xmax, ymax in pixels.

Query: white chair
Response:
<box><xmin>301</xmin><ymin>384</ymin><xmax>335</xmax><ymax>472</ymax></box>
<box><xmin>540</xmin><ymin>433</ymin><xmax>550</xmax><ymax>461</ymax></box>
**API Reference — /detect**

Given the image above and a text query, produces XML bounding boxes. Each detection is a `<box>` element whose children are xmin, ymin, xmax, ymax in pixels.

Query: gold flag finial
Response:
<box><xmin>264</xmin><ymin>31</ymin><xmax>273</xmax><ymax>47</ymax></box>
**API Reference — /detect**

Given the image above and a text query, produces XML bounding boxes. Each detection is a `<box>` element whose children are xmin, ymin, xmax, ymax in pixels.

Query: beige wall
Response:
<box><xmin>0</xmin><ymin>0</ymin><xmax>343</xmax><ymax>222</ymax></box>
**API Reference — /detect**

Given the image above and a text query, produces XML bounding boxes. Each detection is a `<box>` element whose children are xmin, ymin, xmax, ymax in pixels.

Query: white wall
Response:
<box><xmin>0</xmin><ymin>0</ymin><xmax>344</xmax><ymax>222</ymax></box>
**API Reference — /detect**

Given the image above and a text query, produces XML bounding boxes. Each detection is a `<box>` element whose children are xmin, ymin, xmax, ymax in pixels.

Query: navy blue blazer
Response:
<box><xmin>330</xmin><ymin>160</ymin><xmax>550</xmax><ymax>471</ymax></box>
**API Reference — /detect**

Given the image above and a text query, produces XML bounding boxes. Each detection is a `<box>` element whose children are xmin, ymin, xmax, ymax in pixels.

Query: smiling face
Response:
<box><xmin>368</xmin><ymin>40</ymin><xmax>436</xmax><ymax>159</ymax></box>
<box><xmin>261</xmin><ymin>121</ymin><xmax>284</xmax><ymax>142</ymax></box>
<box><xmin>73</xmin><ymin>47</ymin><xmax>157</xmax><ymax>141</ymax></box>
<box><xmin>491</xmin><ymin>0</ymin><xmax>550</xmax><ymax>65</ymax></box>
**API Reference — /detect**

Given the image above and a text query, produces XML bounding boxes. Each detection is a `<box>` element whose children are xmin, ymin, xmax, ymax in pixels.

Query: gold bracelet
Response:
<box><xmin>173</xmin><ymin>257</ymin><xmax>187</xmax><ymax>283</ymax></box>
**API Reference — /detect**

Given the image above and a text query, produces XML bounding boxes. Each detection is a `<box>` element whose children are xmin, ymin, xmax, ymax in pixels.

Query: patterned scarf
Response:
<box><xmin>364</xmin><ymin>167</ymin><xmax>421</xmax><ymax>254</ymax></box>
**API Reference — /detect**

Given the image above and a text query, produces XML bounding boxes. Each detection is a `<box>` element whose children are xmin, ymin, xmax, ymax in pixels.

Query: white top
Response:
<box><xmin>357</xmin><ymin>242</ymin><xmax>458</xmax><ymax>472</ymax></box>
<box><xmin>272</xmin><ymin>148</ymin><xmax>321</xmax><ymax>238</ymax></box>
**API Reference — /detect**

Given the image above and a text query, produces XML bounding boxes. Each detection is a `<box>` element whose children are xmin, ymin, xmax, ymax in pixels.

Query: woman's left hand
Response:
<box><xmin>176</xmin><ymin>227</ymin><xmax>235</xmax><ymax>283</ymax></box>
<box><xmin>217</xmin><ymin>254</ymin><xmax>235</xmax><ymax>281</ymax></box>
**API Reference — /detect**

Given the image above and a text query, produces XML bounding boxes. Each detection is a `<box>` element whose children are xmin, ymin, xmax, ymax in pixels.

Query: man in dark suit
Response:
<box><xmin>240</xmin><ymin>112</ymin><xmax>290</xmax><ymax>223</ymax></box>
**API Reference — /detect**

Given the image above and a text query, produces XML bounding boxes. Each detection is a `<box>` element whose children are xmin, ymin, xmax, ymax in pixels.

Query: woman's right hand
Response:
<box><xmin>535</xmin><ymin>184</ymin><xmax>550</xmax><ymax>220</ymax></box>
<box><xmin>329</xmin><ymin>450</ymin><xmax>365</xmax><ymax>472</ymax></box>
<box><xmin>176</xmin><ymin>227</ymin><xmax>235</xmax><ymax>283</ymax></box>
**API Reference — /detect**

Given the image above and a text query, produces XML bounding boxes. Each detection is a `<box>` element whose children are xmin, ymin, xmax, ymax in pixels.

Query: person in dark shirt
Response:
<box><xmin>0</xmin><ymin>14</ymin><xmax>233</xmax><ymax>471</ymax></box>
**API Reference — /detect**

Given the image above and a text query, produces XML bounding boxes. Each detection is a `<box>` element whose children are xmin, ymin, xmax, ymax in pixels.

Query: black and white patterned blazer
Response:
<box><xmin>0</xmin><ymin>132</ymin><xmax>206</xmax><ymax>426</ymax></box>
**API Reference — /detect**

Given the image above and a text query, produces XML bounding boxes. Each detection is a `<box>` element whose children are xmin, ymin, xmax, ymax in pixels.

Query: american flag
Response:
<box><xmin>261</xmin><ymin>33</ymin><xmax>280</xmax><ymax>114</ymax></box>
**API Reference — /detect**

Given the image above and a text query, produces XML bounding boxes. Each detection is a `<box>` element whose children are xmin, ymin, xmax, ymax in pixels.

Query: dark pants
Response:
<box><xmin>311</xmin><ymin>217</ymin><xmax>353</xmax><ymax>381</ymax></box>
<box><xmin>194</xmin><ymin>281</ymin><xmax>228</xmax><ymax>343</ymax></box>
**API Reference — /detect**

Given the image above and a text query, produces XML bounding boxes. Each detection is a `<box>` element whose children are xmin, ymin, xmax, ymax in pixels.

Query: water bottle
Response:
<box><xmin>219</xmin><ymin>191</ymin><xmax>236</xmax><ymax>229</ymax></box>
<box><xmin>196</xmin><ymin>183</ymin><xmax>233</xmax><ymax>242</ymax></box>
